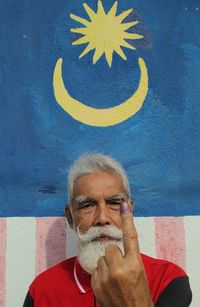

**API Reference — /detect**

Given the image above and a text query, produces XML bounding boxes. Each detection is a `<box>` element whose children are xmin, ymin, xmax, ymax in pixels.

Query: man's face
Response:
<box><xmin>71</xmin><ymin>171</ymin><xmax>128</xmax><ymax>233</ymax></box>
<box><xmin>66</xmin><ymin>170</ymin><xmax>130</xmax><ymax>273</ymax></box>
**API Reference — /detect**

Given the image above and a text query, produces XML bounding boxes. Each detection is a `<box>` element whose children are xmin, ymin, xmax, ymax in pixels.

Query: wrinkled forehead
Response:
<box><xmin>72</xmin><ymin>171</ymin><xmax>126</xmax><ymax>201</ymax></box>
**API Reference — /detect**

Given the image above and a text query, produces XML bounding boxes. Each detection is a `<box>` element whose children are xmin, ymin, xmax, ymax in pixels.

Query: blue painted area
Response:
<box><xmin>0</xmin><ymin>0</ymin><xmax>200</xmax><ymax>217</ymax></box>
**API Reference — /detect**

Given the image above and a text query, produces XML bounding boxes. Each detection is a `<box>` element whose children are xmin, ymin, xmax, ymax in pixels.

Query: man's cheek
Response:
<box><xmin>109</xmin><ymin>210</ymin><xmax>122</xmax><ymax>228</ymax></box>
<box><xmin>75</xmin><ymin>214</ymin><xmax>94</xmax><ymax>232</ymax></box>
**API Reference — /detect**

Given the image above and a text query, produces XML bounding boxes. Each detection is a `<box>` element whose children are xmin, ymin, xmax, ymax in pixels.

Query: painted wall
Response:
<box><xmin>0</xmin><ymin>0</ymin><xmax>200</xmax><ymax>306</ymax></box>
<box><xmin>1</xmin><ymin>217</ymin><xmax>200</xmax><ymax>306</ymax></box>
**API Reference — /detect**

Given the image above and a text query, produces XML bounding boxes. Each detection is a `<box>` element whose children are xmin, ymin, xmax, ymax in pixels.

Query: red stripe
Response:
<box><xmin>36</xmin><ymin>217</ymin><xmax>66</xmax><ymax>275</ymax></box>
<box><xmin>0</xmin><ymin>219</ymin><xmax>7</xmax><ymax>307</ymax></box>
<box><xmin>154</xmin><ymin>217</ymin><xmax>186</xmax><ymax>269</ymax></box>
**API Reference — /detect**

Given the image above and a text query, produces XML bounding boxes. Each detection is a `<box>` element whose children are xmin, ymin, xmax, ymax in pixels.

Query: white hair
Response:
<box><xmin>68</xmin><ymin>153</ymin><xmax>130</xmax><ymax>203</ymax></box>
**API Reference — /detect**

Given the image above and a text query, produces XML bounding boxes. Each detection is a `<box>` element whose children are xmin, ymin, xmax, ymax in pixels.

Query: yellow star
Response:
<box><xmin>70</xmin><ymin>1</ymin><xmax>143</xmax><ymax>67</ymax></box>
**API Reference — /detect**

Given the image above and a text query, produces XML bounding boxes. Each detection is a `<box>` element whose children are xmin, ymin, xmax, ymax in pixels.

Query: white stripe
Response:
<box><xmin>135</xmin><ymin>217</ymin><xmax>156</xmax><ymax>257</ymax></box>
<box><xmin>73</xmin><ymin>263</ymin><xmax>86</xmax><ymax>293</ymax></box>
<box><xmin>6</xmin><ymin>217</ymin><xmax>36</xmax><ymax>307</ymax></box>
<box><xmin>66</xmin><ymin>223</ymin><xmax>78</xmax><ymax>259</ymax></box>
<box><xmin>184</xmin><ymin>216</ymin><xmax>200</xmax><ymax>307</ymax></box>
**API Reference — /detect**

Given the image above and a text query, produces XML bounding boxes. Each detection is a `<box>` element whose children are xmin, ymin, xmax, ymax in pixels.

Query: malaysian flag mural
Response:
<box><xmin>0</xmin><ymin>0</ymin><xmax>200</xmax><ymax>306</ymax></box>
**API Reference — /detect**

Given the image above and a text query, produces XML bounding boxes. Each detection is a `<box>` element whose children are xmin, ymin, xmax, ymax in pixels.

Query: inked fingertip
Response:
<box><xmin>120</xmin><ymin>201</ymin><xmax>131</xmax><ymax>214</ymax></box>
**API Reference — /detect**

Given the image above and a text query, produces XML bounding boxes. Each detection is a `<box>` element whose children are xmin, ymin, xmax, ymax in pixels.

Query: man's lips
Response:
<box><xmin>97</xmin><ymin>236</ymin><xmax>110</xmax><ymax>241</ymax></box>
<box><xmin>92</xmin><ymin>236</ymin><xmax>120</xmax><ymax>242</ymax></box>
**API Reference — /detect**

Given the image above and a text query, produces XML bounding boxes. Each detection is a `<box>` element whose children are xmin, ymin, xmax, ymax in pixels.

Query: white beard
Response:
<box><xmin>76</xmin><ymin>226</ymin><xmax>124</xmax><ymax>274</ymax></box>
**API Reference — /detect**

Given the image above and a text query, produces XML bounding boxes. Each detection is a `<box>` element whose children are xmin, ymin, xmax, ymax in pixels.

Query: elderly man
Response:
<box><xmin>23</xmin><ymin>154</ymin><xmax>192</xmax><ymax>307</ymax></box>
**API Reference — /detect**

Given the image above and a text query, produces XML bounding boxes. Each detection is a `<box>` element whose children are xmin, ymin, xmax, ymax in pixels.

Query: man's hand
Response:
<box><xmin>91</xmin><ymin>202</ymin><xmax>154</xmax><ymax>307</ymax></box>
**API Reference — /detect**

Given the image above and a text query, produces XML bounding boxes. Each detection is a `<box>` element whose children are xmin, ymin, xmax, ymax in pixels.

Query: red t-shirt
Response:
<box><xmin>28</xmin><ymin>254</ymin><xmax>188</xmax><ymax>306</ymax></box>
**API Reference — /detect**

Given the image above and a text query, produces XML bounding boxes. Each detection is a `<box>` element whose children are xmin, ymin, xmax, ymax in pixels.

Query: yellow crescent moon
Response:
<box><xmin>53</xmin><ymin>57</ymin><xmax>148</xmax><ymax>127</ymax></box>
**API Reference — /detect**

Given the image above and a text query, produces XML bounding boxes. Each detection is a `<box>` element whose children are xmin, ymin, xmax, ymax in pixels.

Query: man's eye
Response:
<box><xmin>107</xmin><ymin>200</ymin><xmax>122</xmax><ymax>206</ymax></box>
<box><xmin>79</xmin><ymin>203</ymin><xmax>94</xmax><ymax>209</ymax></box>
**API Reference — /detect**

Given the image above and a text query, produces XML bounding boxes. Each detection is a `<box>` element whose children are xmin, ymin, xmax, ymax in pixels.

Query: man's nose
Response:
<box><xmin>93</xmin><ymin>203</ymin><xmax>111</xmax><ymax>226</ymax></box>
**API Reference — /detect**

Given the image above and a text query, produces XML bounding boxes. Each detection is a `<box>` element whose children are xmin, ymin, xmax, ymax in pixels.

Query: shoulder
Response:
<box><xmin>155</xmin><ymin>275</ymin><xmax>192</xmax><ymax>307</ymax></box>
<box><xmin>141</xmin><ymin>253</ymin><xmax>186</xmax><ymax>279</ymax></box>
<box><xmin>29</xmin><ymin>257</ymin><xmax>76</xmax><ymax>296</ymax></box>
<box><xmin>141</xmin><ymin>254</ymin><xmax>191</xmax><ymax>305</ymax></box>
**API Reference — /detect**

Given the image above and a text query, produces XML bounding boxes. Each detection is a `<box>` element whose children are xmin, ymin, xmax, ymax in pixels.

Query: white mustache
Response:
<box><xmin>77</xmin><ymin>225</ymin><xmax>123</xmax><ymax>244</ymax></box>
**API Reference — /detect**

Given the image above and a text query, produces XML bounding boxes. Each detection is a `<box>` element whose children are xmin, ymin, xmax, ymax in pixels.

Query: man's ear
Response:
<box><xmin>129</xmin><ymin>199</ymin><xmax>134</xmax><ymax>212</ymax></box>
<box><xmin>65</xmin><ymin>205</ymin><xmax>74</xmax><ymax>229</ymax></box>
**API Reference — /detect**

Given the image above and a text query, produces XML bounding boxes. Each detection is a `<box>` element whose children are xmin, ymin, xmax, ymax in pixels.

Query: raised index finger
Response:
<box><xmin>120</xmin><ymin>201</ymin><xmax>140</xmax><ymax>256</ymax></box>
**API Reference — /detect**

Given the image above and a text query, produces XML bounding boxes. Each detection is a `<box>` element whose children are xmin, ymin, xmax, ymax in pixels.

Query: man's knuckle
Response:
<box><xmin>129</xmin><ymin>264</ymin><xmax>143</xmax><ymax>275</ymax></box>
<box><xmin>124</xmin><ymin>230</ymin><xmax>138</xmax><ymax>241</ymax></box>
<box><xmin>110</xmin><ymin>268</ymin><xmax>125</xmax><ymax>281</ymax></box>
<box><xmin>100</xmin><ymin>277</ymin><xmax>108</xmax><ymax>288</ymax></box>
